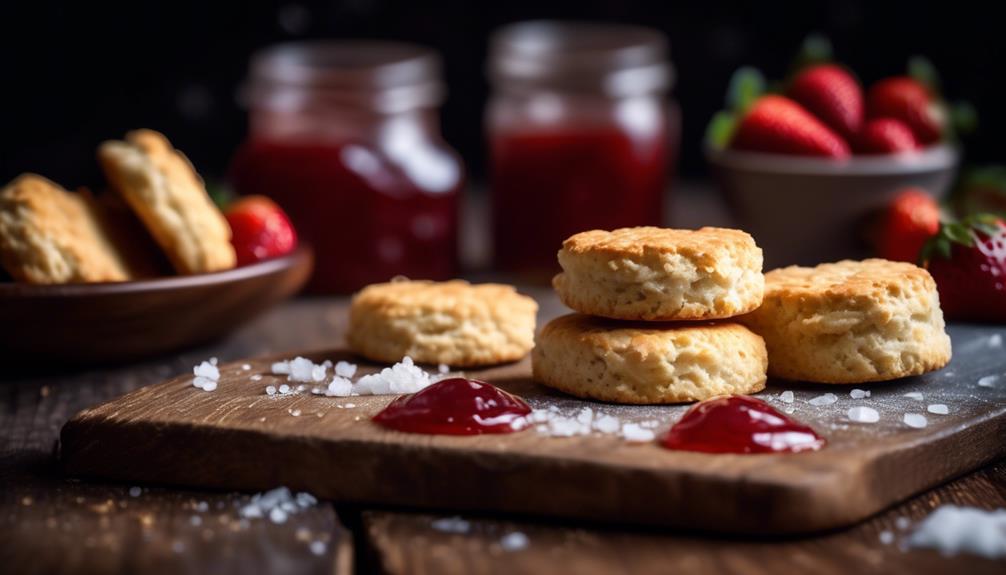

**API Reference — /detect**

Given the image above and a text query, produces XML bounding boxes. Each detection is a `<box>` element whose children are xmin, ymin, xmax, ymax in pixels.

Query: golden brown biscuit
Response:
<box><xmin>740</xmin><ymin>259</ymin><xmax>952</xmax><ymax>383</ymax></box>
<box><xmin>98</xmin><ymin>129</ymin><xmax>235</xmax><ymax>274</ymax></box>
<box><xmin>553</xmin><ymin>227</ymin><xmax>764</xmax><ymax>321</ymax></box>
<box><xmin>532</xmin><ymin>313</ymin><xmax>768</xmax><ymax>404</ymax></box>
<box><xmin>348</xmin><ymin>279</ymin><xmax>538</xmax><ymax>367</ymax></box>
<box><xmin>0</xmin><ymin>174</ymin><xmax>135</xmax><ymax>283</ymax></box>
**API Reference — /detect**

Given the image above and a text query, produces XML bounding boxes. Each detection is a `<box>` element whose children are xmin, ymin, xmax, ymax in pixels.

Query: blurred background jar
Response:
<box><xmin>230</xmin><ymin>41</ymin><xmax>462</xmax><ymax>293</ymax></box>
<box><xmin>487</xmin><ymin>21</ymin><xmax>679</xmax><ymax>279</ymax></box>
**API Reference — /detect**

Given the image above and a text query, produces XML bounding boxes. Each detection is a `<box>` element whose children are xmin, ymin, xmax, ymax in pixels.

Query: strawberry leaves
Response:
<box><xmin>921</xmin><ymin>213</ymin><xmax>1004</xmax><ymax>263</ymax></box>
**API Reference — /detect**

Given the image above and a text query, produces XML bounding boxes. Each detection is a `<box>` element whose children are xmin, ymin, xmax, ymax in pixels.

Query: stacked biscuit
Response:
<box><xmin>0</xmin><ymin>130</ymin><xmax>235</xmax><ymax>284</ymax></box>
<box><xmin>533</xmin><ymin>227</ymin><xmax>953</xmax><ymax>403</ymax></box>
<box><xmin>533</xmin><ymin>227</ymin><xmax>770</xmax><ymax>403</ymax></box>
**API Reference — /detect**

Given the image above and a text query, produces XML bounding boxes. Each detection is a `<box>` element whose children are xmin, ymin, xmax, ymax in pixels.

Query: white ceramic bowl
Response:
<box><xmin>707</xmin><ymin>145</ymin><xmax>959</xmax><ymax>268</ymax></box>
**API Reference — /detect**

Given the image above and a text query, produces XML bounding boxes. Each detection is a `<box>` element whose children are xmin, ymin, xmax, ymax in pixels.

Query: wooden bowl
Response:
<box><xmin>0</xmin><ymin>245</ymin><xmax>313</xmax><ymax>364</ymax></box>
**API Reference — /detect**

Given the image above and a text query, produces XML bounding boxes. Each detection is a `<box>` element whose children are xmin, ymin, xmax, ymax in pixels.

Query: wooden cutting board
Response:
<box><xmin>60</xmin><ymin>324</ymin><xmax>1006</xmax><ymax>535</ymax></box>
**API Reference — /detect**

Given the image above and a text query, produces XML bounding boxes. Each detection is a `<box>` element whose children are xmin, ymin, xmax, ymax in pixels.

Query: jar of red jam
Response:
<box><xmin>230</xmin><ymin>42</ymin><xmax>462</xmax><ymax>293</ymax></box>
<box><xmin>487</xmin><ymin>22</ymin><xmax>679</xmax><ymax>279</ymax></box>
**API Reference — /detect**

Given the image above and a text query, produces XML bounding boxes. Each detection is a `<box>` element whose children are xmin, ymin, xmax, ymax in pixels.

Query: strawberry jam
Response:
<box><xmin>663</xmin><ymin>396</ymin><xmax>825</xmax><ymax>454</ymax></box>
<box><xmin>372</xmin><ymin>378</ymin><xmax>531</xmax><ymax>435</ymax></box>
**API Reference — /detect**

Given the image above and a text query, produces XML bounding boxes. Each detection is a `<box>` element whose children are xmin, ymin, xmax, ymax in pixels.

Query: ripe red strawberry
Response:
<box><xmin>923</xmin><ymin>215</ymin><xmax>1006</xmax><ymax>322</ymax></box>
<box><xmin>866</xmin><ymin>77</ymin><xmax>945</xmax><ymax>145</ymax></box>
<box><xmin>225</xmin><ymin>195</ymin><xmax>298</xmax><ymax>266</ymax></box>
<box><xmin>855</xmin><ymin>118</ymin><xmax>918</xmax><ymax>155</ymax></box>
<box><xmin>730</xmin><ymin>95</ymin><xmax>851</xmax><ymax>158</ymax></box>
<box><xmin>877</xmin><ymin>188</ymin><xmax>940</xmax><ymax>262</ymax></box>
<box><xmin>787</xmin><ymin>64</ymin><xmax>863</xmax><ymax>140</ymax></box>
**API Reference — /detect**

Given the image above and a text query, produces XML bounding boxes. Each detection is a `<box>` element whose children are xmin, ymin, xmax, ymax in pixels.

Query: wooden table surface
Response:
<box><xmin>2</xmin><ymin>292</ymin><xmax>1005</xmax><ymax>574</ymax></box>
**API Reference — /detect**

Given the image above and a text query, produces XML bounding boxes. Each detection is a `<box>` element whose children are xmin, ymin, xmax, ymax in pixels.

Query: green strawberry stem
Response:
<box><xmin>921</xmin><ymin>213</ymin><xmax>1003</xmax><ymax>263</ymax></box>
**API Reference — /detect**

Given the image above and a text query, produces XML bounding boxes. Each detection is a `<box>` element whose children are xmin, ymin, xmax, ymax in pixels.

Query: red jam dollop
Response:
<box><xmin>372</xmin><ymin>378</ymin><xmax>531</xmax><ymax>435</ymax></box>
<box><xmin>662</xmin><ymin>396</ymin><xmax>826</xmax><ymax>454</ymax></box>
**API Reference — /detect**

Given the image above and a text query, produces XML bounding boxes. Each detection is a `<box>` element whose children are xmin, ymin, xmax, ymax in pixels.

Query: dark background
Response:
<box><xmin>2</xmin><ymin>1</ymin><xmax>1000</xmax><ymax>188</ymax></box>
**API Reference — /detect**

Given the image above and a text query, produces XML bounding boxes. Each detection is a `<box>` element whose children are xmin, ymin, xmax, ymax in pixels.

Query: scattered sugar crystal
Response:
<box><xmin>209</xmin><ymin>357</ymin><xmax>218</xmax><ymax>365</ymax></box>
<box><xmin>903</xmin><ymin>413</ymin><xmax>928</xmax><ymax>429</ymax></box>
<box><xmin>431</xmin><ymin>516</ymin><xmax>471</xmax><ymax>533</ymax></box>
<box><xmin>193</xmin><ymin>361</ymin><xmax>220</xmax><ymax>380</ymax></box>
<box><xmin>907</xmin><ymin>505</ymin><xmax>1006</xmax><ymax>558</ymax></box>
<box><xmin>279</xmin><ymin>384</ymin><xmax>291</xmax><ymax>394</ymax></box>
<box><xmin>241</xmin><ymin>364</ymin><xmax>251</xmax><ymax>371</ymax></box>
<box><xmin>904</xmin><ymin>392</ymin><xmax>924</xmax><ymax>400</ymax></box>
<box><xmin>438</xmin><ymin>363</ymin><xmax>450</xmax><ymax>374</ymax></box>
<box><xmin>238</xmin><ymin>487</ymin><xmax>317</xmax><ymax>524</ymax></box>
<box><xmin>500</xmin><ymin>531</ymin><xmax>529</xmax><ymax>551</ymax></box>
<box><xmin>128</xmin><ymin>486</ymin><xmax>142</xmax><ymax>497</ymax></box>
<box><xmin>849</xmin><ymin>389</ymin><xmax>870</xmax><ymax>400</ymax></box>
<box><xmin>927</xmin><ymin>404</ymin><xmax>949</xmax><ymax>415</ymax></box>
<box><xmin>808</xmin><ymin>393</ymin><xmax>838</xmax><ymax>406</ymax></box>
<box><xmin>343</xmin><ymin>403</ymin><xmax>356</xmax><ymax>408</ymax></box>
<box><xmin>989</xmin><ymin>334</ymin><xmax>1003</xmax><ymax>348</ymax></box>
<box><xmin>879</xmin><ymin>530</ymin><xmax>895</xmax><ymax>545</ymax></box>
<box><xmin>848</xmin><ymin>406</ymin><xmax>880</xmax><ymax>423</ymax></box>
<box><xmin>289</xmin><ymin>409</ymin><xmax>302</xmax><ymax>417</ymax></box>
<box><xmin>271</xmin><ymin>361</ymin><xmax>292</xmax><ymax>375</ymax></box>
<box><xmin>288</xmin><ymin>357</ymin><xmax>327</xmax><ymax>383</ymax></box>
<box><xmin>978</xmin><ymin>375</ymin><xmax>999</xmax><ymax>388</ymax></box>
<box><xmin>896</xmin><ymin>517</ymin><xmax>912</xmax><ymax>530</ymax></box>
<box><xmin>269</xmin><ymin>507</ymin><xmax>288</xmax><ymax>524</ymax></box>
<box><xmin>190</xmin><ymin>515</ymin><xmax>202</xmax><ymax>526</ymax></box>
<box><xmin>334</xmin><ymin>361</ymin><xmax>357</xmax><ymax>378</ymax></box>
<box><xmin>251</xmin><ymin>374</ymin><xmax>263</xmax><ymax>382</ymax></box>
<box><xmin>326</xmin><ymin>377</ymin><xmax>353</xmax><ymax>397</ymax></box>
<box><xmin>779</xmin><ymin>390</ymin><xmax>794</xmax><ymax>404</ymax></box>
<box><xmin>621</xmin><ymin>423</ymin><xmax>656</xmax><ymax>442</ymax></box>
<box><xmin>576</xmin><ymin>407</ymin><xmax>594</xmax><ymax>425</ymax></box>
<box><xmin>266</xmin><ymin>386</ymin><xmax>277</xmax><ymax>396</ymax></box>
<box><xmin>201</xmin><ymin>380</ymin><xmax>217</xmax><ymax>392</ymax></box>
<box><xmin>593</xmin><ymin>415</ymin><xmax>621</xmax><ymax>434</ymax></box>
<box><xmin>944</xmin><ymin>371</ymin><xmax>955</xmax><ymax>378</ymax></box>
<box><xmin>351</xmin><ymin>356</ymin><xmax>434</xmax><ymax>396</ymax></box>
<box><xmin>309</xmin><ymin>541</ymin><xmax>327</xmax><ymax>556</ymax></box>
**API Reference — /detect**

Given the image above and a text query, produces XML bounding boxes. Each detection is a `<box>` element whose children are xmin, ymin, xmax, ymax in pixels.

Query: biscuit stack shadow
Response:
<box><xmin>531</xmin><ymin>227</ymin><xmax>769</xmax><ymax>404</ymax></box>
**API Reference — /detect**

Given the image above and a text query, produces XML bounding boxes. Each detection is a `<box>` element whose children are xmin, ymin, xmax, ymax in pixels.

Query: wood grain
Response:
<box><xmin>60</xmin><ymin>324</ymin><xmax>1006</xmax><ymax>534</ymax></box>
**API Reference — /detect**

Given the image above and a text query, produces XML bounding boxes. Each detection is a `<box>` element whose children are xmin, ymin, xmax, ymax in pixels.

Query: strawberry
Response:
<box><xmin>877</xmin><ymin>188</ymin><xmax>941</xmax><ymax>262</ymax></box>
<box><xmin>855</xmin><ymin>118</ymin><xmax>918</xmax><ymax>155</ymax></box>
<box><xmin>923</xmin><ymin>215</ymin><xmax>1006</xmax><ymax>322</ymax></box>
<box><xmin>866</xmin><ymin>77</ymin><xmax>945</xmax><ymax>145</ymax></box>
<box><xmin>787</xmin><ymin>64</ymin><xmax>863</xmax><ymax>140</ymax></box>
<box><xmin>730</xmin><ymin>95</ymin><xmax>851</xmax><ymax>158</ymax></box>
<box><xmin>225</xmin><ymin>195</ymin><xmax>298</xmax><ymax>266</ymax></box>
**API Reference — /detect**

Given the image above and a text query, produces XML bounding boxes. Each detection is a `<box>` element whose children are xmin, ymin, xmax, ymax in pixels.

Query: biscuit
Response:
<box><xmin>98</xmin><ymin>129</ymin><xmax>235</xmax><ymax>274</ymax></box>
<box><xmin>532</xmin><ymin>313</ymin><xmax>768</xmax><ymax>404</ymax></box>
<box><xmin>553</xmin><ymin>227</ymin><xmax>764</xmax><ymax>321</ymax></box>
<box><xmin>739</xmin><ymin>259</ymin><xmax>952</xmax><ymax>384</ymax></box>
<box><xmin>0</xmin><ymin>174</ymin><xmax>137</xmax><ymax>283</ymax></box>
<box><xmin>348</xmin><ymin>279</ymin><xmax>538</xmax><ymax>367</ymax></box>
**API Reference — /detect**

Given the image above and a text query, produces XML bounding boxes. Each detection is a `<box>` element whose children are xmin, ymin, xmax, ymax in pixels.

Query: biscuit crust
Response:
<box><xmin>348</xmin><ymin>280</ymin><xmax>538</xmax><ymax>367</ymax></box>
<box><xmin>98</xmin><ymin>129</ymin><xmax>235</xmax><ymax>274</ymax></box>
<box><xmin>740</xmin><ymin>259</ymin><xmax>952</xmax><ymax>384</ymax></box>
<box><xmin>0</xmin><ymin>174</ymin><xmax>135</xmax><ymax>283</ymax></box>
<box><xmin>532</xmin><ymin>313</ymin><xmax>768</xmax><ymax>404</ymax></box>
<box><xmin>553</xmin><ymin>227</ymin><xmax>764</xmax><ymax>321</ymax></box>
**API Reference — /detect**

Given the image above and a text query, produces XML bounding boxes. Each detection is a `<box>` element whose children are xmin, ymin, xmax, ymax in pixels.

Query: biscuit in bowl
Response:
<box><xmin>0</xmin><ymin>174</ymin><xmax>139</xmax><ymax>283</ymax></box>
<box><xmin>740</xmin><ymin>259</ymin><xmax>952</xmax><ymax>384</ymax></box>
<box><xmin>553</xmin><ymin>227</ymin><xmax>764</xmax><ymax>321</ymax></box>
<box><xmin>532</xmin><ymin>313</ymin><xmax>768</xmax><ymax>404</ymax></box>
<box><xmin>98</xmin><ymin>129</ymin><xmax>235</xmax><ymax>274</ymax></box>
<box><xmin>347</xmin><ymin>279</ymin><xmax>538</xmax><ymax>367</ymax></box>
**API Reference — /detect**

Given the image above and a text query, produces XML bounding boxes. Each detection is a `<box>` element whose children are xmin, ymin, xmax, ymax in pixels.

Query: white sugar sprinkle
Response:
<box><xmin>309</xmin><ymin>540</ymin><xmax>326</xmax><ymax>556</ymax></box>
<box><xmin>500</xmin><ymin>531</ymin><xmax>530</xmax><ymax>551</ymax></box>
<box><xmin>594</xmin><ymin>415</ymin><xmax>621</xmax><ymax>433</ymax></box>
<box><xmin>279</xmin><ymin>384</ymin><xmax>291</xmax><ymax>394</ymax></box>
<box><xmin>989</xmin><ymin>334</ymin><xmax>1003</xmax><ymax>348</ymax></box>
<box><xmin>927</xmin><ymin>404</ymin><xmax>949</xmax><ymax>415</ymax></box>
<box><xmin>289</xmin><ymin>409</ymin><xmax>302</xmax><ymax>417</ymax></box>
<box><xmin>849</xmin><ymin>388</ymin><xmax>870</xmax><ymax>399</ymax></box>
<box><xmin>241</xmin><ymin>364</ymin><xmax>251</xmax><ymax>371</ymax></box>
<box><xmin>269</xmin><ymin>508</ymin><xmax>288</xmax><ymax>523</ymax></box>
<box><xmin>904</xmin><ymin>392</ymin><xmax>924</xmax><ymax>401</ymax></box>
<box><xmin>438</xmin><ymin>363</ymin><xmax>450</xmax><ymax>374</ymax></box>
<box><xmin>879</xmin><ymin>530</ymin><xmax>895</xmax><ymax>545</ymax></box>
<box><xmin>896</xmin><ymin>517</ymin><xmax>912</xmax><ymax>530</ymax></box>
<box><xmin>190</xmin><ymin>515</ymin><xmax>202</xmax><ymax>526</ymax></box>
<box><xmin>334</xmin><ymin>361</ymin><xmax>357</xmax><ymax>378</ymax></box>
<box><xmin>201</xmin><ymin>380</ymin><xmax>217</xmax><ymax>392</ymax></box>
<box><xmin>192</xmin><ymin>359</ymin><xmax>222</xmax><ymax>392</ymax></box>
<box><xmin>621</xmin><ymin>423</ymin><xmax>656</xmax><ymax>442</ymax></box>
<box><xmin>907</xmin><ymin>505</ymin><xmax>1006</xmax><ymax>558</ymax></box>
<box><xmin>779</xmin><ymin>390</ymin><xmax>794</xmax><ymax>404</ymax></box>
<box><xmin>239</xmin><ymin>487</ymin><xmax>317</xmax><ymax>524</ymax></box>
<box><xmin>431</xmin><ymin>516</ymin><xmax>470</xmax><ymax>534</ymax></box>
<box><xmin>128</xmin><ymin>486</ymin><xmax>142</xmax><ymax>497</ymax></box>
<box><xmin>978</xmin><ymin>375</ymin><xmax>999</xmax><ymax>388</ymax></box>
<box><xmin>903</xmin><ymin>413</ymin><xmax>928</xmax><ymax>429</ymax></box>
<box><xmin>250</xmin><ymin>374</ymin><xmax>263</xmax><ymax>381</ymax></box>
<box><xmin>265</xmin><ymin>385</ymin><xmax>277</xmax><ymax>396</ymax></box>
<box><xmin>808</xmin><ymin>393</ymin><xmax>838</xmax><ymax>406</ymax></box>
<box><xmin>848</xmin><ymin>406</ymin><xmax>880</xmax><ymax>423</ymax></box>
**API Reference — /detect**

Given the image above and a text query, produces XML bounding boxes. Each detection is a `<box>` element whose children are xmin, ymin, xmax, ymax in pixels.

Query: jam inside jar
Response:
<box><xmin>488</xmin><ymin>22</ymin><xmax>679</xmax><ymax>279</ymax></box>
<box><xmin>230</xmin><ymin>41</ymin><xmax>462</xmax><ymax>293</ymax></box>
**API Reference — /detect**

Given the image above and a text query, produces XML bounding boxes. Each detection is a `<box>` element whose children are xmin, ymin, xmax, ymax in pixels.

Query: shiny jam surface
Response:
<box><xmin>663</xmin><ymin>396</ymin><xmax>826</xmax><ymax>454</ymax></box>
<box><xmin>229</xmin><ymin>138</ymin><xmax>459</xmax><ymax>293</ymax></box>
<box><xmin>373</xmin><ymin>378</ymin><xmax>532</xmax><ymax>435</ymax></box>
<box><xmin>491</xmin><ymin>127</ymin><xmax>669</xmax><ymax>277</ymax></box>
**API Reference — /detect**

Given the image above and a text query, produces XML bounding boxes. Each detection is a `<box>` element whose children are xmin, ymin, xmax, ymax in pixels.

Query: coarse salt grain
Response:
<box><xmin>779</xmin><ymin>390</ymin><xmax>795</xmax><ymax>404</ymax></box>
<box><xmin>239</xmin><ymin>487</ymin><xmax>317</xmax><ymax>524</ymax></box>
<box><xmin>927</xmin><ymin>404</ymin><xmax>949</xmax><ymax>415</ymax></box>
<box><xmin>808</xmin><ymin>393</ymin><xmax>838</xmax><ymax>406</ymax></box>
<box><xmin>879</xmin><ymin>530</ymin><xmax>895</xmax><ymax>545</ymax></box>
<box><xmin>431</xmin><ymin>516</ymin><xmax>471</xmax><ymax>534</ymax></box>
<box><xmin>903</xmin><ymin>413</ymin><xmax>928</xmax><ymax>429</ymax></box>
<box><xmin>279</xmin><ymin>384</ymin><xmax>291</xmax><ymax>394</ymax></box>
<box><xmin>192</xmin><ymin>359</ymin><xmax>221</xmax><ymax>392</ymax></box>
<box><xmin>896</xmin><ymin>517</ymin><xmax>912</xmax><ymax>530</ymax></box>
<box><xmin>978</xmin><ymin>375</ymin><xmax>999</xmax><ymax>388</ymax></box>
<box><xmin>907</xmin><ymin>505</ymin><xmax>1006</xmax><ymax>558</ymax></box>
<box><xmin>849</xmin><ymin>389</ymin><xmax>870</xmax><ymax>399</ymax></box>
<box><xmin>128</xmin><ymin>486</ymin><xmax>142</xmax><ymax>497</ymax></box>
<box><xmin>265</xmin><ymin>386</ymin><xmax>277</xmax><ymax>396</ymax></box>
<box><xmin>500</xmin><ymin>531</ymin><xmax>530</xmax><ymax>551</ymax></box>
<box><xmin>989</xmin><ymin>334</ymin><xmax>1003</xmax><ymax>348</ymax></box>
<box><xmin>438</xmin><ymin>363</ymin><xmax>450</xmax><ymax>374</ymax></box>
<box><xmin>848</xmin><ymin>406</ymin><xmax>880</xmax><ymax>423</ymax></box>
<box><xmin>326</xmin><ymin>376</ymin><xmax>353</xmax><ymax>397</ymax></box>
<box><xmin>904</xmin><ymin>391</ymin><xmax>924</xmax><ymax>400</ymax></box>
<box><xmin>309</xmin><ymin>541</ymin><xmax>327</xmax><ymax>556</ymax></box>
<box><xmin>334</xmin><ymin>361</ymin><xmax>357</xmax><ymax>378</ymax></box>
<box><xmin>621</xmin><ymin>423</ymin><xmax>656</xmax><ymax>442</ymax></box>
<box><xmin>250</xmin><ymin>374</ymin><xmax>263</xmax><ymax>381</ymax></box>
<box><xmin>241</xmin><ymin>364</ymin><xmax>251</xmax><ymax>371</ymax></box>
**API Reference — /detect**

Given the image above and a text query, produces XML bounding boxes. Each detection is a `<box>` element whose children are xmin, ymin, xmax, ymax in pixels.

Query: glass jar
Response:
<box><xmin>230</xmin><ymin>41</ymin><xmax>462</xmax><ymax>293</ymax></box>
<box><xmin>487</xmin><ymin>22</ymin><xmax>678</xmax><ymax>278</ymax></box>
